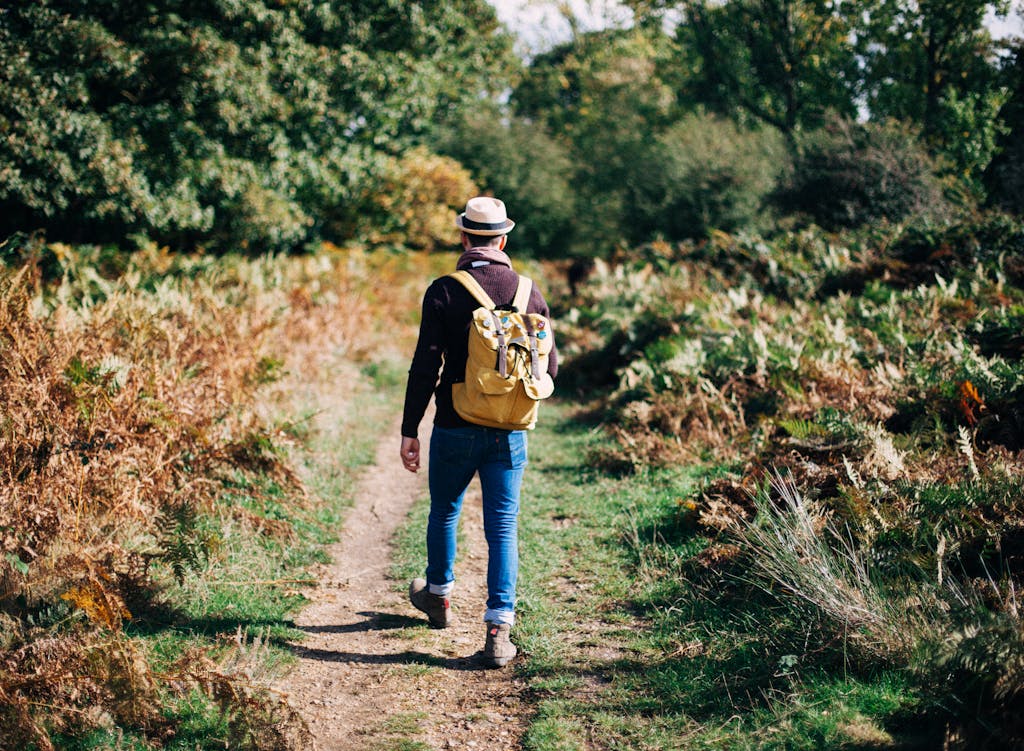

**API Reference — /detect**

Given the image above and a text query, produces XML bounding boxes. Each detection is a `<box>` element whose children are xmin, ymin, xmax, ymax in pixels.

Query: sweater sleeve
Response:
<box><xmin>401</xmin><ymin>282</ymin><xmax>446</xmax><ymax>439</ymax></box>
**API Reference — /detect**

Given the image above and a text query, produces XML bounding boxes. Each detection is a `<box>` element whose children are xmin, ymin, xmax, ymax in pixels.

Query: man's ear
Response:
<box><xmin>498</xmin><ymin>235</ymin><xmax>508</xmax><ymax>251</ymax></box>
<box><xmin>461</xmin><ymin>232</ymin><xmax>471</xmax><ymax>250</ymax></box>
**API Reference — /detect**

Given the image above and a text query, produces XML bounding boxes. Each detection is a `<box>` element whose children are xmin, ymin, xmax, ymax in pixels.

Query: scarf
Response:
<box><xmin>455</xmin><ymin>247</ymin><xmax>513</xmax><ymax>270</ymax></box>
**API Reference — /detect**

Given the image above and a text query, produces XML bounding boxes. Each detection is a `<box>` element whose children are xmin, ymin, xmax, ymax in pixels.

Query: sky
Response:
<box><xmin>487</xmin><ymin>0</ymin><xmax>634</xmax><ymax>54</ymax></box>
<box><xmin>488</xmin><ymin>0</ymin><xmax>1024</xmax><ymax>57</ymax></box>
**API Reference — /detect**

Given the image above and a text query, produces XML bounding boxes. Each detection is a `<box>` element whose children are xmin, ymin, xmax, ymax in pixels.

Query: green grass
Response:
<box><xmin>510</xmin><ymin>403</ymin><xmax>929</xmax><ymax>750</ymax></box>
<box><xmin>356</xmin><ymin>711</ymin><xmax>431</xmax><ymax>751</ymax></box>
<box><xmin>390</xmin><ymin>492</ymin><xmax>432</xmax><ymax>586</ymax></box>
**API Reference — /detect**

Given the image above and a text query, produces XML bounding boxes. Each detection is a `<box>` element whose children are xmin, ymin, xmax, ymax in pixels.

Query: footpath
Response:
<box><xmin>275</xmin><ymin>417</ymin><xmax>530</xmax><ymax>751</ymax></box>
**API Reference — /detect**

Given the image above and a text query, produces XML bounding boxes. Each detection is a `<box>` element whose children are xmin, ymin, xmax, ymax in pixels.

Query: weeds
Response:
<box><xmin>557</xmin><ymin>212</ymin><xmax>1024</xmax><ymax>746</ymax></box>
<box><xmin>0</xmin><ymin>241</ymin><xmax>441</xmax><ymax>749</ymax></box>
<box><xmin>740</xmin><ymin>471</ymin><xmax>927</xmax><ymax>661</ymax></box>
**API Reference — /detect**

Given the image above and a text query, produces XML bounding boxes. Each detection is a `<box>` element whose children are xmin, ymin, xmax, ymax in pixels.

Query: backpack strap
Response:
<box><xmin>448</xmin><ymin>270</ymin><xmax>496</xmax><ymax>309</ymax></box>
<box><xmin>449</xmin><ymin>270</ymin><xmax>509</xmax><ymax>378</ymax></box>
<box><xmin>513</xmin><ymin>276</ymin><xmax>542</xmax><ymax>379</ymax></box>
<box><xmin>513</xmin><ymin>275</ymin><xmax>533</xmax><ymax>312</ymax></box>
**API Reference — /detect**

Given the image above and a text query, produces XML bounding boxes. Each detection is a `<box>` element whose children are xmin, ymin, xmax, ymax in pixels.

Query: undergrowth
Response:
<box><xmin>550</xmin><ymin>212</ymin><xmax>1024</xmax><ymax>748</ymax></box>
<box><xmin>0</xmin><ymin>239</ymin><xmax>442</xmax><ymax>750</ymax></box>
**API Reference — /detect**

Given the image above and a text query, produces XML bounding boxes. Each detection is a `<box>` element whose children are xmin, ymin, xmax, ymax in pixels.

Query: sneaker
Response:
<box><xmin>483</xmin><ymin>622</ymin><xmax>517</xmax><ymax>668</ymax></box>
<box><xmin>408</xmin><ymin>578</ymin><xmax>450</xmax><ymax>629</ymax></box>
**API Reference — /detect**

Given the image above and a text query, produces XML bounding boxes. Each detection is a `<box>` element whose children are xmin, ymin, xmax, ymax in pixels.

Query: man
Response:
<box><xmin>399</xmin><ymin>196</ymin><xmax>558</xmax><ymax>668</ymax></box>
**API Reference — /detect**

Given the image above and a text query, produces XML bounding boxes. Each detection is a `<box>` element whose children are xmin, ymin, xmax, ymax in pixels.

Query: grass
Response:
<box><xmin>391</xmin><ymin>493</ymin><xmax>433</xmax><ymax>587</ymax></box>
<box><xmin>496</xmin><ymin>403</ymin><xmax>930</xmax><ymax>750</ymax></box>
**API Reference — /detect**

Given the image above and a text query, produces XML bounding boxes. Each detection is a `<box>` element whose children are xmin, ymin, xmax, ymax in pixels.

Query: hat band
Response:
<box><xmin>461</xmin><ymin>217</ymin><xmax>510</xmax><ymax>231</ymax></box>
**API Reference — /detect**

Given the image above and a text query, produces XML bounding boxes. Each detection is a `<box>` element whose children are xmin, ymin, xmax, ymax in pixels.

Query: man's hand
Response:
<box><xmin>400</xmin><ymin>436</ymin><xmax>420</xmax><ymax>473</ymax></box>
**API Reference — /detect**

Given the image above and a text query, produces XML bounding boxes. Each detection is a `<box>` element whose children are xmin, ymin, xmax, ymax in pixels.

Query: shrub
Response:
<box><xmin>626</xmin><ymin>112</ymin><xmax>788</xmax><ymax>241</ymax></box>
<box><xmin>359</xmin><ymin>147</ymin><xmax>478</xmax><ymax>251</ymax></box>
<box><xmin>777</xmin><ymin>116</ymin><xmax>953</xmax><ymax>230</ymax></box>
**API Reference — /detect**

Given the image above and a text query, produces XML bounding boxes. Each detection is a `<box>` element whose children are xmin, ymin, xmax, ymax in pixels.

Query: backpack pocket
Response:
<box><xmin>523</xmin><ymin>372</ymin><xmax>555</xmax><ymax>400</ymax></box>
<box><xmin>476</xmin><ymin>370</ymin><xmax>518</xmax><ymax>395</ymax></box>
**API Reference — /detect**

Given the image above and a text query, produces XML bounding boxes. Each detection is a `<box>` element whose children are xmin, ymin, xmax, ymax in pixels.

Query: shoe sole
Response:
<box><xmin>481</xmin><ymin>649</ymin><xmax>517</xmax><ymax>668</ymax></box>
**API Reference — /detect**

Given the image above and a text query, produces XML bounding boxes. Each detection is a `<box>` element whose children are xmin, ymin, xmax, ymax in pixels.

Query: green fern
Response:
<box><xmin>155</xmin><ymin>500</ymin><xmax>210</xmax><ymax>585</ymax></box>
<box><xmin>777</xmin><ymin>418</ymin><xmax>828</xmax><ymax>440</ymax></box>
<box><xmin>926</xmin><ymin>612</ymin><xmax>1024</xmax><ymax>747</ymax></box>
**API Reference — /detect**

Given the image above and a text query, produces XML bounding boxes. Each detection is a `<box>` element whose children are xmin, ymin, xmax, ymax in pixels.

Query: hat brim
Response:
<box><xmin>455</xmin><ymin>215</ymin><xmax>515</xmax><ymax>236</ymax></box>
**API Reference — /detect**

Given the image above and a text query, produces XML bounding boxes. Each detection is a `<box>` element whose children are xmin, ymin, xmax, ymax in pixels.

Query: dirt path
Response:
<box><xmin>276</xmin><ymin>420</ymin><xmax>530</xmax><ymax>751</ymax></box>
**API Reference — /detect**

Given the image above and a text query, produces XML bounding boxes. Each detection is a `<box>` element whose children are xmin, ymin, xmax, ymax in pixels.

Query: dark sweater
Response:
<box><xmin>401</xmin><ymin>257</ymin><xmax>559</xmax><ymax>439</ymax></box>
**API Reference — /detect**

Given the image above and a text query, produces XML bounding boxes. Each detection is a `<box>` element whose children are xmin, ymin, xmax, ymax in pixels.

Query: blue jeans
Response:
<box><xmin>426</xmin><ymin>425</ymin><xmax>527</xmax><ymax>626</ymax></box>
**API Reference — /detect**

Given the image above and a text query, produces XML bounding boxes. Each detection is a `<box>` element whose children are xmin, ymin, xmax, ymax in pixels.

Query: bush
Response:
<box><xmin>777</xmin><ymin>116</ymin><xmax>953</xmax><ymax>230</ymax></box>
<box><xmin>357</xmin><ymin>147</ymin><xmax>478</xmax><ymax>251</ymax></box>
<box><xmin>625</xmin><ymin>112</ymin><xmax>788</xmax><ymax>241</ymax></box>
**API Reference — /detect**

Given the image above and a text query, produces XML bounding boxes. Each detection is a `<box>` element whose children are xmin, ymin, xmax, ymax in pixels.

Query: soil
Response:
<box><xmin>275</xmin><ymin>421</ymin><xmax>530</xmax><ymax>751</ymax></box>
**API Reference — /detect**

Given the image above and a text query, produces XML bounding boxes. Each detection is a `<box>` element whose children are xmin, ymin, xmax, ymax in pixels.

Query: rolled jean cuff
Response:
<box><xmin>428</xmin><ymin>582</ymin><xmax>454</xmax><ymax>597</ymax></box>
<box><xmin>484</xmin><ymin>608</ymin><xmax>515</xmax><ymax>626</ymax></box>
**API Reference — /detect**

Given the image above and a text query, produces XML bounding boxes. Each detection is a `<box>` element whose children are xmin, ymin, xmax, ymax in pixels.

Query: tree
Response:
<box><xmin>985</xmin><ymin>43</ymin><xmax>1024</xmax><ymax>212</ymax></box>
<box><xmin>513</xmin><ymin>28</ymin><xmax>679</xmax><ymax>253</ymax></box>
<box><xmin>856</xmin><ymin>0</ymin><xmax>1010</xmax><ymax>197</ymax></box>
<box><xmin>857</xmin><ymin>0</ymin><xmax>1008</xmax><ymax>135</ymax></box>
<box><xmin>0</xmin><ymin>0</ymin><xmax>517</xmax><ymax>252</ymax></box>
<box><xmin>662</xmin><ymin>0</ymin><xmax>861</xmax><ymax>139</ymax></box>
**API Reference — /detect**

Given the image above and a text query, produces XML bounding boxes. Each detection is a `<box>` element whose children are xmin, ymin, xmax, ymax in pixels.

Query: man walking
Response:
<box><xmin>399</xmin><ymin>196</ymin><xmax>557</xmax><ymax>667</ymax></box>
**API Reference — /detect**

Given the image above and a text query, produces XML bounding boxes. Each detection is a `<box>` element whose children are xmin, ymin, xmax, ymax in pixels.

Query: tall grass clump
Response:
<box><xmin>741</xmin><ymin>471</ymin><xmax>924</xmax><ymax>660</ymax></box>
<box><xmin>739</xmin><ymin>470</ymin><xmax>1024</xmax><ymax>748</ymax></box>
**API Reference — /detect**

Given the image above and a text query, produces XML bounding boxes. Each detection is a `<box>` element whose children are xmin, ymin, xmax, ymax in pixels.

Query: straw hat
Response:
<box><xmin>455</xmin><ymin>196</ymin><xmax>515</xmax><ymax>236</ymax></box>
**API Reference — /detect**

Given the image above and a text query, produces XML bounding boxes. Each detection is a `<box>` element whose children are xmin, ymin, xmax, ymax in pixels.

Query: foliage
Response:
<box><xmin>935</xmin><ymin>86</ymin><xmax>1011</xmax><ymax>201</ymax></box>
<box><xmin>437</xmin><ymin>111</ymin><xmax>577</xmax><ymax>258</ymax></box>
<box><xmin>0</xmin><ymin>0</ymin><xmax>516</xmax><ymax>252</ymax></box>
<box><xmin>855</xmin><ymin>0</ymin><xmax>1009</xmax><ymax>136</ymax></box>
<box><xmin>986</xmin><ymin>44</ymin><xmax>1024</xmax><ymax>212</ymax></box>
<box><xmin>852</xmin><ymin>0</ymin><xmax>1013</xmax><ymax>202</ymax></box>
<box><xmin>512</xmin><ymin>27</ymin><xmax>679</xmax><ymax>253</ymax></box>
<box><xmin>0</xmin><ymin>239</ymin><xmax>429</xmax><ymax>749</ymax></box>
<box><xmin>625</xmin><ymin>112</ymin><xmax>788</xmax><ymax>241</ymax></box>
<box><xmin>496</xmin><ymin>408</ymin><xmax>929</xmax><ymax>749</ymax></box>
<box><xmin>558</xmin><ymin>212</ymin><xmax>1024</xmax><ymax>742</ymax></box>
<box><xmin>668</xmin><ymin>0</ymin><xmax>861</xmax><ymax>136</ymax></box>
<box><xmin>355</xmin><ymin>147</ymin><xmax>478</xmax><ymax>252</ymax></box>
<box><xmin>776</xmin><ymin>116</ymin><xmax>953</xmax><ymax>229</ymax></box>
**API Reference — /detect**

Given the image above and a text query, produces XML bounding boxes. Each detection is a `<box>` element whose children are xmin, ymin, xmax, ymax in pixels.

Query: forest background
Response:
<box><xmin>3</xmin><ymin>0</ymin><xmax>1023</xmax><ymax>257</ymax></box>
<box><xmin>2</xmin><ymin>0</ymin><xmax>1024</xmax><ymax>749</ymax></box>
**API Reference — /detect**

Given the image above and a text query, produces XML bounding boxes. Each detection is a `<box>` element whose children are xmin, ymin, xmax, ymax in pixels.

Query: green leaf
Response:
<box><xmin>5</xmin><ymin>552</ymin><xmax>30</xmax><ymax>575</ymax></box>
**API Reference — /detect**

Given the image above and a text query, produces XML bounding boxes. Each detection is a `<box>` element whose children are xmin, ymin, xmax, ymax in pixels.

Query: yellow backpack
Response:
<box><xmin>449</xmin><ymin>270</ymin><xmax>555</xmax><ymax>430</ymax></box>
